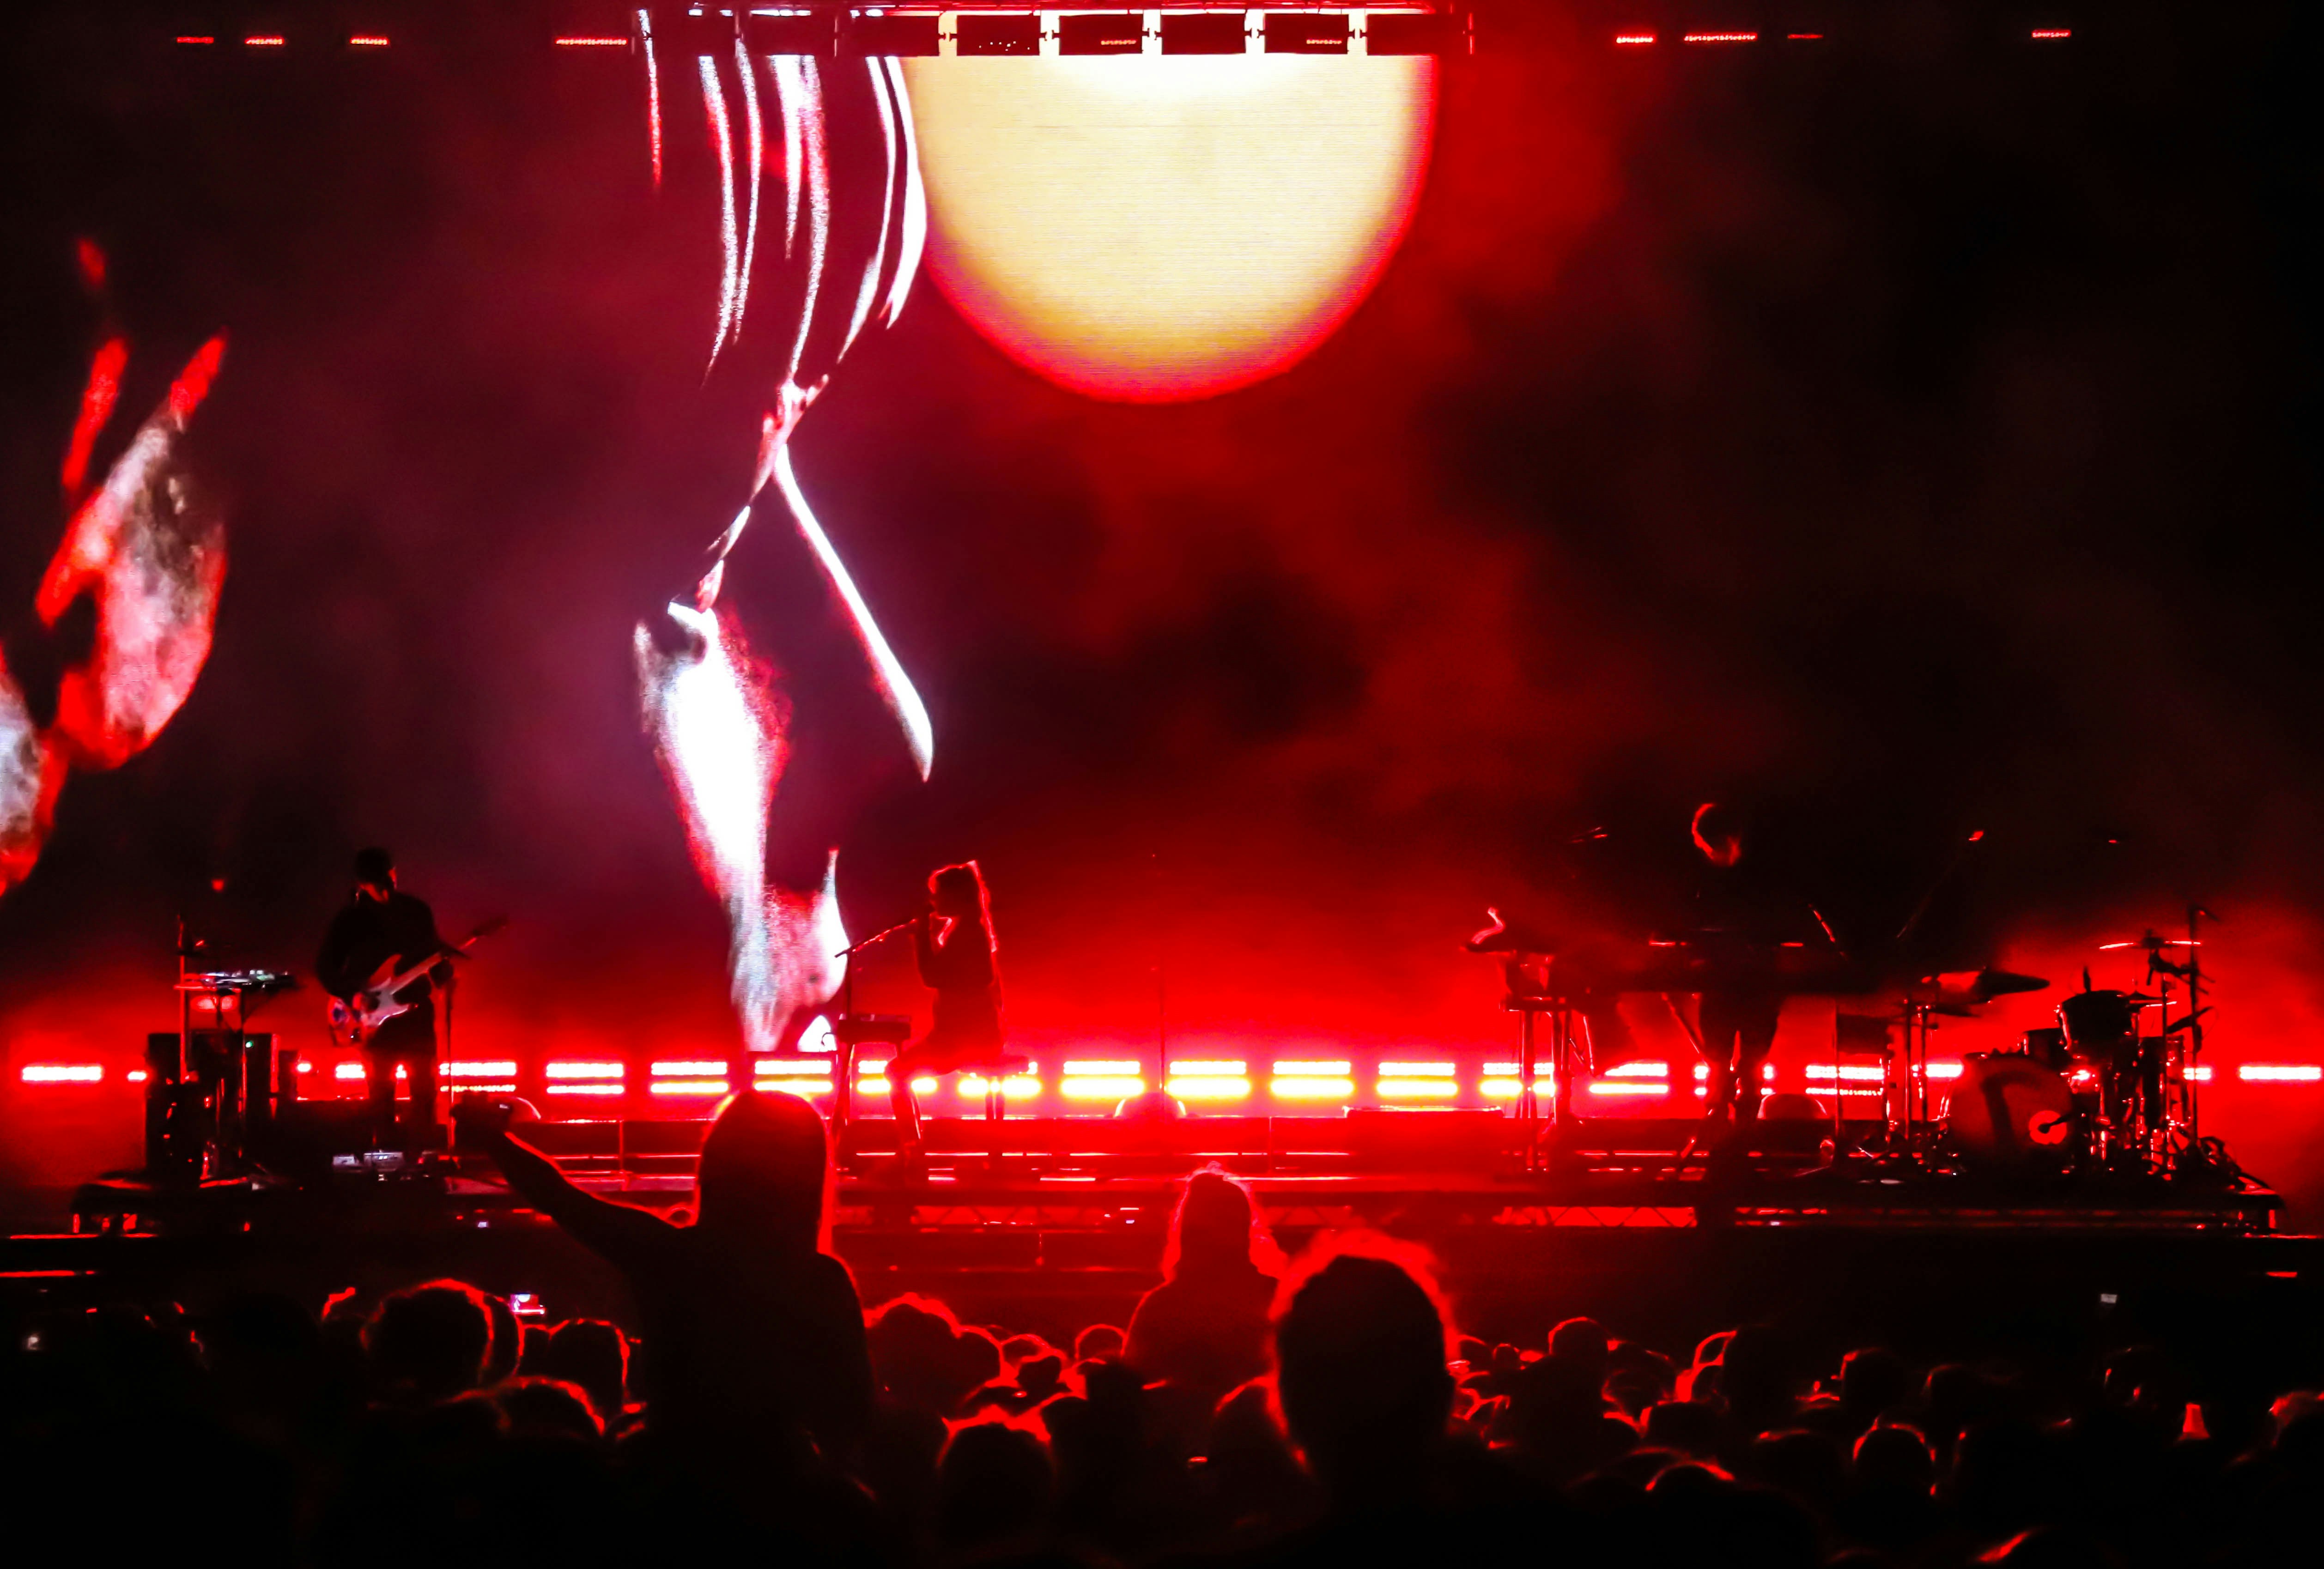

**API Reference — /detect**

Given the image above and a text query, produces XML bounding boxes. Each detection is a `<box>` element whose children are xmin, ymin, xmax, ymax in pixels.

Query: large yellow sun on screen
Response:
<box><xmin>903</xmin><ymin>52</ymin><xmax>1436</xmax><ymax>402</ymax></box>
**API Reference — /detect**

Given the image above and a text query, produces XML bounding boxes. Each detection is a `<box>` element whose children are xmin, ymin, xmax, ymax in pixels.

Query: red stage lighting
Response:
<box><xmin>1682</xmin><ymin>32</ymin><xmax>1759</xmax><ymax>45</ymax></box>
<box><xmin>1159</xmin><ymin>12</ymin><xmax>1248</xmax><ymax>56</ymax></box>
<box><xmin>956</xmin><ymin>12</ymin><xmax>1042</xmax><ymax>57</ymax></box>
<box><xmin>843</xmin><ymin>12</ymin><xmax>941</xmax><ymax>58</ymax></box>
<box><xmin>1264</xmin><ymin>12</ymin><xmax>1349</xmax><ymax>55</ymax></box>
<box><xmin>1613</xmin><ymin>32</ymin><xmax>1656</xmax><ymax>47</ymax></box>
<box><xmin>1366</xmin><ymin>11</ymin><xmax>1468</xmax><ymax>56</ymax></box>
<box><xmin>18</xmin><ymin>1064</ymin><xmax>103</xmax><ymax>1084</ymax></box>
<box><xmin>1057</xmin><ymin>12</ymin><xmax>1143</xmax><ymax>55</ymax></box>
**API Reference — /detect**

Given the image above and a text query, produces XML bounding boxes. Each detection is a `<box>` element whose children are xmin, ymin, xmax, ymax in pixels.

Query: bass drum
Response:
<box><xmin>1944</xmin><ymin>1051</ymin><xmax>2076</xmax><ymax>1169</ymax></box>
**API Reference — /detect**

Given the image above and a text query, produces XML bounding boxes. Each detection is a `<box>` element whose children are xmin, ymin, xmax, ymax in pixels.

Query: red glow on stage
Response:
<box><xmin>1614</xmin><ymin>34</ymin><xmax>1657</xmax><ymax>47</ymax></box>
<box><xmin>1787</xmin><ymin>35</ymin><xmax>1825</xmax><ymax>41</ymax></box>
<box><xmin>18</xmin><ymin>1064</ymin><xmax>102</xmax><ymax>1084</ymax></box>
<box><xmin>2239</xmin><ymin>1065</ymin><xmax>2323</xmax><ymax>1083</ymax></box>
<box><xmin>75</xmin><ymin>237</ymin><xmax>105</xmax><ymax>288</ymax></box>
<box><xmin>637</xmin><ymin>10</ymin><xmax>662</xmax><ymax>187</ymax></box>
<box><xmin>243</xmin><ymin>37</ymin><xmax>286</xmax><ymax>49</ymax></box>
<box><xmin>555</xmin><ymin>37</ymin><xmax>631</xmax><ymax>48</ymax></box>
<box><xmin>2031</xmin><ymin>30</ymin><xmax>2073</xmax><ymax>41</ymax></box>
<box><xmin>175</xmin><ymin>36</ymin><xmax>214</xmax><ymax>47</ymax></box>
<box><xmin>1683</xmin><ymin>33</ymin><xmax>1760</xmax><ymax>45</ymax></box>
<box><xmin>60</xmin><ymin>338</ymin><xmax>126</xmax><ymax>498</ymax></box>
<box><xmin>349</xmin><ymin>36</ymin><xmax>390</xmax><ymax>49</ymax></box>
<box><xmin>650</xmin><ymin>1079</ymin><xmax>732</xmax><ymax>1096</ymax></box>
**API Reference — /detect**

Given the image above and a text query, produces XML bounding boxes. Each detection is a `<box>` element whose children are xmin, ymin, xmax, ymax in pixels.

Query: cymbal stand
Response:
<box><xmin>2181</xmin><ymin>903</ymin><xmax>2208</xmax><ymax>1147</ymax></box>
<box><xmin>1893</xmin><ymin>998</ymin><xmax>1939</xmax><ymax>1164</ymax></box>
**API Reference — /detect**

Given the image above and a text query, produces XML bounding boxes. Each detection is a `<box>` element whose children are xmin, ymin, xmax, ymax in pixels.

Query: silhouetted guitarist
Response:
<box><xmin>317</xmin><ymin>846</ymin><xmax>453</xmax><ymax>1147</ymax></box>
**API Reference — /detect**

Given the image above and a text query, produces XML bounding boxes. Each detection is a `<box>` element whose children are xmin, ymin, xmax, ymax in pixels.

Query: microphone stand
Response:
<box><xmin>827</xmin><ymin>915</ymin><xmax>921</xmax><ymax>1150</ymax></box>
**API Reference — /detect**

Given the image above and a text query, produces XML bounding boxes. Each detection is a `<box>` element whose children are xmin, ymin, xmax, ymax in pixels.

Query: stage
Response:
<box><xmin>10</xmin><ymin>1101</ymin><xmax>2294</xmax><ymax>1362</ymax></box>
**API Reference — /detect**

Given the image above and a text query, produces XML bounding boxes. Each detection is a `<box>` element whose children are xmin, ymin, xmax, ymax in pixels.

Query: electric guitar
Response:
<box><xmin>327</xmin><ymin>916</ymin><xmax>509</xmax><ymax>1046</ymax></box>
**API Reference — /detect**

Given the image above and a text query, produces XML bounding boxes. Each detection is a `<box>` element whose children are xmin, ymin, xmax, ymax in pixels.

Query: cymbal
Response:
<box><xmin>2099</xmin><ymin>933</ymin><xmax>2200</xmax><ymax>951</ymax></box>
<box><xmin>1910</xmin><ymin>968</ymin><xmax>2048</xmax><ymax>1014</ymax></box>
<box><xmin>1465</xmin><ymin>908</ymin><xmax>1565</xmax><ymax>955</ymax></box>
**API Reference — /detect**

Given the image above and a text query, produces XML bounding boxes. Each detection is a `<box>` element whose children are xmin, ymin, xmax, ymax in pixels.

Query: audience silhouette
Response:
<box><xmin>7</xmin><ymin>1103</ymin><xmax>2319</xmax><ymax>1569</ymax></box>
<box><xmin>455</xmin><ymin>1090</ymin><xmax>871</xmax><ymax>1478</ymax></box>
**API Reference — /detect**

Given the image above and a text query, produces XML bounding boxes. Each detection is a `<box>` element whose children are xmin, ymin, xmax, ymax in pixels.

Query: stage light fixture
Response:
<box><xmin>1264</xmin><ymin>12</ymin><xmax>1348</xmax><ymax>55</ymax></box>
<box><xmin>1159</xmin><ymin>11</ymin><xmax>1248</xmax><ymax>55</ymax></box>
<box><xmin>665</xmin><ymin>5</ymin><xmax>737</xmax><ymax>54</ymax></box>
<box><xmin>1272</xmin><ymin>1077</ymin><xmax>1354</xmax><ymax>1100</ymax></box>
<box><xmin>650</xmin><ymin>1078</ymin><xmax>731</xmax><ymax>1096</ymax></box>
<box><xmin>843</xmin><ymin>11</ymin><xmax>941</xmax><ymax>57</ymax></box>
<box><xmin>959</xmin><ymin>1074</ymin><xmax>1041</xmax><ymax>1099</ymax></box>
<box><xmin>1612</xmin><ymin>32</ymin><xmax>1655</xmax><ymax>47</ymax></box>
<box><xmin>18</xmin><ymin>1064</ymin><xmax>103</xmax><ymax>1084</ymax></box>
<box><xmin>1377</xmin><ymin>1078</ymin><xmax>1457</xmax><ymax>1099</ymax></box>
<box><xmin>1057</xmin><ymin>11</ymin><xmax>1143</xmax><ymax>55</ymax></box>
<box><xmin>1063</xmin><ymin>1075</ymin><xmax>1145</xmax><ymax>1099</ymax></box>
<box><xmin>1166</xmin><ymin>1075</ymin><xmax>1251</xmax><ymax>1100</ymax></box>
<box><xmin>743</xmin><ymin>9</ymin><xmax>837</xmax><ymax>54</ymax></box>
<box><xmin>346</xmin><ymin>34</ymin><xmax>391</xmax><ymax>49</ymax></box>
<box><xmin>957</xmin><ymin>12</ymin><xmax>1043</xmax><ymax>56</ymax></box>
<box><xmin>1365</xmin><ymin>9</ymin><xmax>1466</xmax><ymax>54</ymax></box>
<box><xmin>1681</xmin><ymin>32</ymin><xmax>1758</xmax><ymax>45</ymax></box>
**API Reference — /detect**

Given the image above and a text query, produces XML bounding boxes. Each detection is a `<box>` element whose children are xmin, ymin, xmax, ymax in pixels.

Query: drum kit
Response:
<box><xmin>1937</xmin><ymin>910</ymin><xmax>2214</xmax><ymax>1178</ymax></box>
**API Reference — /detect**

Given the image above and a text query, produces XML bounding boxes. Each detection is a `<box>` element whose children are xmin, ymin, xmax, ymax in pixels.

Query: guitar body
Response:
<box><xmin>325</xmin><ymin>917</ymin><xmax>508</xmax><ymax>1048</ymax></box>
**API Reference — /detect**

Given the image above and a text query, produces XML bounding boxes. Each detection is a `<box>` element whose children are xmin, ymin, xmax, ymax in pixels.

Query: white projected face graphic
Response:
<box><xmin>904</xmin><ymin>52</ymin><xmax>1435</xmax><ymax>401</ymax></box>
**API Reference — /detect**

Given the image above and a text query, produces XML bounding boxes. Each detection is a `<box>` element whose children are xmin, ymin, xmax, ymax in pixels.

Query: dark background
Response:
<box><xmin>4</xmin><ymin>5</ymin><xmax>2322</xmax><ymax>1201</ymax></box>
